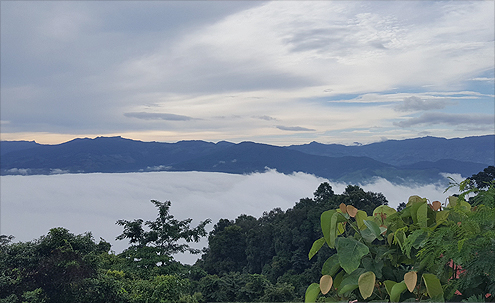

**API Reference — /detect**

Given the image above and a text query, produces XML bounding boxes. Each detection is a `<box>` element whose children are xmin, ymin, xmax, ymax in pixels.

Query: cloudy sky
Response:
<box><xmin>1</xmin><ymin>1</ymin><xmax>494</xmax><ymax>145</ymax></box>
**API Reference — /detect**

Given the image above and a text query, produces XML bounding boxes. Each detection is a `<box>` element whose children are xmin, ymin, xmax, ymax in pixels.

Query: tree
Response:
<box><xmin>313</xmin><ymin>182</ymin><xmax>334</xmax><ymax>203</ymax></box>
<box><xmin>116</xmin><ymin>200</ymin><xmax>211</xmax><ymax>275</ymax></box>
<box><xmin>467</xmin><ymin>165</ymin><xmax>495</xmax><ymax>189</ymax></box>
<box><xmin>0</xmin><ymin>228</ymin><xmax>113</xmax><ymax>303</ymax></box>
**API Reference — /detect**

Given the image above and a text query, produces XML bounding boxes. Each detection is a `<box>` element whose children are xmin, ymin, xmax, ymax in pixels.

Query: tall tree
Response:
<box><xmin>116</xmin><ymin>200</ymin><xmax>211</xmax><ymax>274</ymax></box>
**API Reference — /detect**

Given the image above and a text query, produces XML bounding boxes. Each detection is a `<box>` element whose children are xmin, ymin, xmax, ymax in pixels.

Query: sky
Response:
<box><xmin>0</xmin><ymin>170</ymin><xmax>462</xmax><ymax>264</ymax></box>
<box><xmin>1</xmin><ymin>1</ymin><xmax>494</xmax><ymax>146</ymax></box>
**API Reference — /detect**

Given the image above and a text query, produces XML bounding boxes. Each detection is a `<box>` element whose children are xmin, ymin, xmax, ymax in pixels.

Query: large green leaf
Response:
<box><xmin>339</xmin><ymin>268</ymin><xmax>366</xmax><ymax>289</ymax></box>
<box><xmin>355</xmin><ymin>210</ymin><xmax>368</xmax><ymax>230</ymax></box>
<box><xmin>364</xmin><ymin>219</ymin><xmax>382</xmax><ymax>239</ymax></box>
<box><xmin>338</xmin><ymin>283</ymin><xmax>359</xmax><ymax>296</ymax></box>
<box><xmin>417</xmin><ymin>202</ymin><xmax>428</xmax><ymax>228</ymax></box>
<box><xmin>322</xmin><ymin>254</ymin><xmax>341</xmax><ymax>276</ymax></box>
<box><xmin>321</xmin><ymin>210</ymin><xmax>336</xmax><ymax>247</ymax></box>
<box><xmin>305</xmin><ymin>283</ymin><xmax>320</xmax><ymax>302</ymax></box>
<box><xmin>337</xmin><ymin>238</ymin><xmax>369</xmax><ymax>274</ymax></box>
<box><xmin>410</xmin><ymin>201</ymin><xmax>426</xmax><ymax>225</ymax></box>
<box><xmin>383</xmin><ymin>280</ymin><xmax>396</xmax><ymax>297</ymax></box>
<box><xmin>333</xmin><ymin>270</ymin><xmax>345</xmax><ymax>290</ymax></box>
<box><xmin>309</xmin><ymin>237</ymin><xmax>325</xmax><ymax>260</ymax></box>
<box><xmin>358</xmin><ymin>271</ymin><xmax>376</xmax><ymax>299</ymax></box>
<box><xmin>408</xmin><ymin>195</ymin><xmax>426</xmax><ymax>206</ymax></box>
<box><xmin>390</xmin><ymin>281</ymin><xmax>407</xmax><ymax>302</ymax></box>
<box><xmin>360</xmin><ymin>228</ymin><xmax>377</xmax><ymax>243</ymax></box>
<box><xmin>330</xmin><ymin>212</ymin><xmax>347</xmax><ymax>248</ymax></box>
<box><xmin>372</xmin><ymin>205</ymin><xmax>396</xmax><ymax>225</ymax></box>
<box><xmin>422</xmin><ymin>273</ymin><xmax>444</xmax><ymax>302</ymax></box>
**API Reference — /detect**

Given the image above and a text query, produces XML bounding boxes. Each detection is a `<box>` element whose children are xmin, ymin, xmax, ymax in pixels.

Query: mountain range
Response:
<box><xmin>1</xmin><ymin>135</ymin><xmax>493</xmax><ymax>185</ymax></box>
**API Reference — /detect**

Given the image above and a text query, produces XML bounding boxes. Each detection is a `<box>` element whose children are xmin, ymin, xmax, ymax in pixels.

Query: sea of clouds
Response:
<box><xmin>0</xmin><ymin>170</ymin><xmax>461</xmax><ymax>264</ymax></box>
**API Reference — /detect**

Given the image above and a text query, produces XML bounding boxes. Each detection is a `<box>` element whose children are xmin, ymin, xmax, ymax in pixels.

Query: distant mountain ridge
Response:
<box><xmin>1</xmin><ymin>135</ymin><xmax>493</xmax><ymax>185</ymax></box>
<box><xmin>287</xmin><ymin>135</ymin><xmax>494</xmax><ymax>166</ymax></box>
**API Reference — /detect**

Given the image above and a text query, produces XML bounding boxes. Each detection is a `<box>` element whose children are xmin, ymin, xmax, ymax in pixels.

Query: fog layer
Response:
<box><xmin>1</xmin><ymin>171</ymin><xmax>459</xmax><ymax>264</ymax></box>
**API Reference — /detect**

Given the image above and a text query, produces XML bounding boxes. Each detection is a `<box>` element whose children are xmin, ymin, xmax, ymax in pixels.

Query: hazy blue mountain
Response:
<box><xmin>173</xmin><ymin>141</ymin><xmax>393</xmax><ymax>180</ymax></box>
<box><xmin>0</xmin><ymin>136</ymin><xmax>234</xmax><ymax>174</ymax></box>
<box><xmin>0</xmin><ymin>140</ymin><xmax>42</xmax><ymax>155</ymax></box>
<box><xmin>1</xmin><ymin>135</ymin><xmax>492</xmax><ymax>185</ymax></box>
<box><xmin>286</xmin><ymin>135</ymin><xmax>494</xmax><ymax>166</ymax></box>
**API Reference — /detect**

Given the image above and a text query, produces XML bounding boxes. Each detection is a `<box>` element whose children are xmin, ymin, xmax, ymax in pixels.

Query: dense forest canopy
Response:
<box><xmin>1</xmin><ymin>166</ymin><xmax>493</xmax><ymax>302</ymax></box>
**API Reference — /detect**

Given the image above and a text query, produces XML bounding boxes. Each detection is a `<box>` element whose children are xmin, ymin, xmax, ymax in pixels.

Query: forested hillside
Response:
<box><xmin>1</xmin><ymin>166</ymin><xmax>494</xmax><ymax>302</ymax></box>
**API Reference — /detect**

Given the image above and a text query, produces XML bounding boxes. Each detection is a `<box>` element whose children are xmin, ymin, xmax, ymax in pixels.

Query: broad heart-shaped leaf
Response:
<box><xmin>390</xmin><ymin>281</ymin><xmax>407</xmax><ymax>302</ymax></box>
<box><xmin>360</xmin><ymin>228</ymin><xmax>377</xmax><ymax>243</ymax></box>
<box><xmin>447</xmin><ymin>195</ymin><xmax>458</xmax><ymax>207</ymax></box>
<box><xmin>309</xmin><ymin>237</ymin><xmax>325</xmax><ymax>260</ymax></box>
<box><xmin>320</xmin><ymin>275</ymin><xmax>333</xmax><ymax>295</ymax></box>
<box><xmin>338</xmin><ymin>283</ymin><xmax>359</xmax><ymax>296</ymax></box>
<box><xmin>305</xmin><ymin>283</ymin><xmax>320</xmax><ymax>302</ymax></box>
<box><xmin>364</xmin><ymin>219</ymin><xmax>382</xmax><ymax>239</ymax></box>
<box><xmin>422</xmin><ymin>273</ymin><xmax>444</xmax><ymax>302</ymax></box>
<box><xmin>431</xmin><ymin>201</ymin><xmax>441</xmax><ymax>211</ymax></box>
<box><xmin>383</xmin><ymin>280</ymin><xmax>396</xmax><ymax>296</ymax></box>
<box><xmin>337</xmin><ymin>237</ymin><xmax>369</xmax><ymax>274</ymax></box>
<box><xmin>346</xmin><ymin>205</ymin><xmax>358</xmax><ymax>217</ymax></box>
<box><xmin>339</xmin><ymin>267</ymin><xmax>366</xmax><ymax>290</ymax></box>
<box><xmin>321</xmin><ymin>210</ymin><xmax>336</xmax><ymax>247</ymax></box>
<box><xmin>358</xmin><ymin>271</ymin><xmax>376</xmax><ymax>299</ymax></box>
<box><xmin>340</xmin><ymin>203</ymin><xmax>347</xmax><ymax>214</ymax></box>
<box><xmin>355</xmin><ymin>210</ymin><xmax>368</xmax><ymax>230</ymax></box>
<box><xmin>333</xmin><ymin>270</ymin><xmax>345</xmax><ymax>290</ymax></box>
<box><xmin>408</xmin><ymin>195</ymin><xmax>426</xmax><ymax>206</ymax></box>
<box><xmin>338</xmin><ymin>268</ymin><xmax>366</xmax><ymax>295</ymax></box>
<box><xmin>372</xmin><ymin>205</ymin><xmax>396</xmax><ymax>226</ymax></box>
<box><xmin>404</xmin><ymin>271</ymin><xmax>417</xmax><ymax>292</ymax></box>
<box><xmin>322</xmin><ymin>254</ymin><xmax>341</xmax><ymax>276</ymax></box>
<box><xmin>417</xmin><ymin>202</ymin><xmax>428</xmax><ymax>228</ymax></box>
<box><xmin>330</xmin><ymin>212</ymin><xmax>348</xmax><ymax>248</ymax></box>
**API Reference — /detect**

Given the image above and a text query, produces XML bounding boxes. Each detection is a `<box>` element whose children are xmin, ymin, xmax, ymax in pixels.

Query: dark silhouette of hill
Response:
<box><xmin>172</xmin><ymin>141</ymin><xmax>395</xmax><ymax>181</ymax></box>
<box><xmin>1</xmin><ymin>135</ymin><xmax>492</xmax><ymax>184</ymax></box>
<box><xmin>0</xmin><ymin>140</ymin><xmax>42</xmax><ymax>155</ymax></box>
<box><xmin>286</xmin><ymin>135</ymin><xmax>494</xmax><ymax>166</ymax></box>
<box><xmin>0</xmin><ymin>136</ymin><xmax>233</xmax><ymax>174</ymax></box>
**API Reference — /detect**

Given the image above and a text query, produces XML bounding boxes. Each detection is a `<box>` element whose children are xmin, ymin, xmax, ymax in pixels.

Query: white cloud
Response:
<box><xmin>276</xmin><ymin>125</ymin><xmax>316</xmax><ymax>132</ymax></box>
<box><xmin>124</xmin><ymin>112</ymin><xmax>194</xmax><ymax>121</ymax></box>
<box><xmin>0</xmin><ymin>171</ymin><xmax>459</xmax><ymax>264</ymax></box>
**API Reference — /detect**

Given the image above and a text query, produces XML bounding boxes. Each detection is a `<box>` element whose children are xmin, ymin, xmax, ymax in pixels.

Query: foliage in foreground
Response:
<box><xmin>306</xmin><ymin>177</ymin><xmax>495</xmax><ymax>302</ymax></box>
<box><xmin>1</xmin><ymin>166</ymin><xmax>493</xmax><ymax>302</ymax></box>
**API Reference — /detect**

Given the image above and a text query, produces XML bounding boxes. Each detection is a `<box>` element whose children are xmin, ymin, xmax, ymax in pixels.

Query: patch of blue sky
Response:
<box><xmin>445</xmin><ymin>99</ymin><xmax>494</xmax><ymax>115</ymax></box>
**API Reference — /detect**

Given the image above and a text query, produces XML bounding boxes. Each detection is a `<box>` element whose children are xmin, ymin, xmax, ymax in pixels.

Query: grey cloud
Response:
<box><xmin>287</xmin><ymin>27</ymin><xmax>353</xmax><ymax>53</ymax></box>
<box><xmin>254</xmin><ymin>115</ymin><xmax>277</xmax><ymax>121</ymax></box>
<box><xmin>394</xmin><ymin>112</ymin><xmax>495</xmax><ymax>128</ymax></box>
<box><xmin>124</xmin><ymin>112</ymin><xmax>193</xmax><ymax>121</ymax></box>
<box><xmin>276</xmin><ymin>125</ymin><xmax>316</xmax><ymax>131</ymax></box>
<box><xmin>394</xmin><ymin>96</ymin><xmax>452</xmax><ymax>112</ymax></box>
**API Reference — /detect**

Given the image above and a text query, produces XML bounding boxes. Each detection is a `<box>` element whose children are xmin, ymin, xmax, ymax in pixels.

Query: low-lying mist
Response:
<box><xmin>1</xmin><ymin>170</ymin><xmax>461</xmax><ymax>264</ymax></box>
